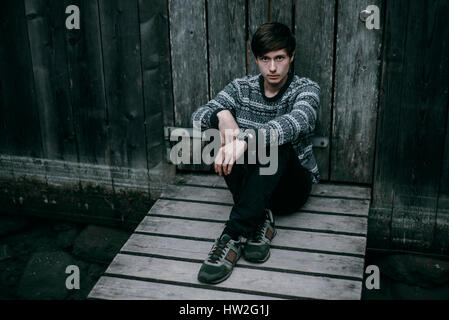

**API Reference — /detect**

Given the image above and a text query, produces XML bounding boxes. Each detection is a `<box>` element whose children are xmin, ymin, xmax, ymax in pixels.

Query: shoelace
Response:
<box><xmin>253</xmin><ymin>221</ymin><xmax>268</xmax><ymax>242</ymax></box>
<box><xmin>208</xmin><ymin>238</ymin><xmax>229</xmax><ymax>263</ymax></box>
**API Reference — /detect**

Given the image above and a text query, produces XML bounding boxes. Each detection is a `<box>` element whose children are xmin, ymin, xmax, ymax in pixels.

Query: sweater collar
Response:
<box><xmin>258</xmin><ymin>71</ymin><xmax>294</xmax><ymax>102</ymax></box>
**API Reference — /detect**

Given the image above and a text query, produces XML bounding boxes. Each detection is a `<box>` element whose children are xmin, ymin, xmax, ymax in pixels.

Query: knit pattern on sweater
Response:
<box><xmin>190</xmin><ymin>73</ymin><xmax>321</xmax><ymax>183</ymax></box>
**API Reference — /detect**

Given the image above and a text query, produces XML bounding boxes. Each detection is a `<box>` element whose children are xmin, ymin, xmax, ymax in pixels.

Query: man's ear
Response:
<box><xmin>290</xmin><ymin>51</ymin><xmax>295</xmax><ymax>63</ymax></box>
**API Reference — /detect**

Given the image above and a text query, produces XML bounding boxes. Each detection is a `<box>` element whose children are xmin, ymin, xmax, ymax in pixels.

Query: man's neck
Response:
<box><xmin>264</xmin><ymin>74</ymin><xmax>289</xmax><ymax>98</ymax></box>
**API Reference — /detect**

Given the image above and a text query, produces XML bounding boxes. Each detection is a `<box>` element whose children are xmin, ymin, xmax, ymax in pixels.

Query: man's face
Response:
<box><xmin>256</xmin><ymin>49</ymin><xmax>295</xmax><ymax>87</ymax></box>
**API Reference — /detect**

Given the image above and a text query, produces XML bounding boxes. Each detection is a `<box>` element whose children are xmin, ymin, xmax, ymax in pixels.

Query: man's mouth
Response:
<box><xmin>268</xmin><ymin>75</ymin><xmax>278</xmax><ymax>79</ymax></box>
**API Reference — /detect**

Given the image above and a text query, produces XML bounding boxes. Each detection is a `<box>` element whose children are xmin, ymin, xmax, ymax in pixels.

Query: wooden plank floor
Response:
<box><xmin>89</xmin><ymin>173</ymin><xmax>371</xmax><ymax>300</ymax></box>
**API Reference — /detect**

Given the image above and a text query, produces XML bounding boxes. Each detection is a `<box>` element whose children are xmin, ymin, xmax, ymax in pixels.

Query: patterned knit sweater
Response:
<box><xmin>190</xmin><ymin>72</ymin><xmax>321</xmax><ymax>183</ymax></box>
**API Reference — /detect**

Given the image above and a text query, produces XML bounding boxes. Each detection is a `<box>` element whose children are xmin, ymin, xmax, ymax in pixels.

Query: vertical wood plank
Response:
<box><xmin>0</xmin><ymin>0</ymin><xmax>43</xmax><ymax>158</ymax></box>
<box><xmin>370</xmin><ymin>0</ymin><xmax>407</xmax><ymax>248</ymax></box>
<box><xmin>331</xmin><ymin>0</ymin><xmax>382</xmax><ymax>183</ymax></box>
<box><xmin>390</xmin><ymin>0</ymin><xmax>449</xmax><ymax>251</ymax></box>
<box><xmin>294</xmin><ymin>0</ymin><xmax>335</xmax><ymax>181</ymax></box>
<box><xmin>64</xmin><ymin>0</ymin><xmax>109</xmax><ymax>167</ymax></box>
<box><xmin>138</xmin><ymin>0</ymin><xmax>176</xmax><ymax>190</ymax></box>
<box><xmin>24</xmin><ymin>0</ymin><xmax>78</xmax><ymax>162</ymax></box>
<box><xmin>207</xmin><ymin>0</ymin><xmax>246</xmax><ymax>97</ymax></box>
<box><xmin>138</xmin><ymin>0</ymin><xmax>173</xmax><ymax>169</ymax></box>
<box><xmin>98</xmin><ymin>0</ymin><xmax>148</xmax><ymax>171</ymax></box>
<box><xmin>248</xmin><ymin>0</ymin><xmax>270</xmax><ymax>75</ymax></box>
<box><xmin>271</xmin><ymin>0</ymin><xmax>293</xmax><ymax>28</ymax></box>
<box><xmin>436</xmin><ymin>104</ymin><xmax>449</xmax><ymax>254</ymax></box>
<box><xmin>168</xmin><ymin>0</ymin><xmax>208</xmax><ymax>127</ymax></box>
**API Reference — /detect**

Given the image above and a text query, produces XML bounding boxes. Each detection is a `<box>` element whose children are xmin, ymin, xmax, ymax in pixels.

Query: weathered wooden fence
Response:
<box><xmin>0</xmin><ymin>0</ymin><xmax>448</xmax><ymax>253</ymax></box>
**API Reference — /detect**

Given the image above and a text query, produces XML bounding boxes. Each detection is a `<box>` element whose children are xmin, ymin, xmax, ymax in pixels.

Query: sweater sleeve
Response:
<box><xmin>190</xmin><ymin>81</ymin><xmax>238</xmax><ymax>130</ymax></box>
<box><xmin>249</xmin><ymin>79</ymin><xmax>320</xmax><ymax>146</ymax></box>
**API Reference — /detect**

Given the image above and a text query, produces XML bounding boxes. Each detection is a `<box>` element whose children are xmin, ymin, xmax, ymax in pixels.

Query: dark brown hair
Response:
<box><xmin>251</xmin><ymin>22</ymin><xmax>296</xmax><ymax>58</ymax></box>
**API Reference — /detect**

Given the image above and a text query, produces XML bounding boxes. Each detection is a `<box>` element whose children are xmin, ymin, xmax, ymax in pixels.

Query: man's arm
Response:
<box><xmin>217</xmin><ymin>110</ymin><xmax>240</xmax><ymax>146</ymax></box>
<box><xmin>214</xmin><ymin>109</ymin><xmax>245</xmax><ymax>176</ymax></box>
<box><xmin>190</xmin><ymin>81</ymin><xmax>238</xmax><ymax>131</ymax></box>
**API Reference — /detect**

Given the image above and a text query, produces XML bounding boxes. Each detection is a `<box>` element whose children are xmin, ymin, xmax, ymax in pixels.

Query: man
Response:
<box><xmin>190</xmin><ymin>22</ymin><xmax>320</xmax><ymax>284</ymax></box>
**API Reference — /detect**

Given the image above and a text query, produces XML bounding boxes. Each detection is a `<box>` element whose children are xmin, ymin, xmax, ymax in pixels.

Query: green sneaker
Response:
<box><xmin>197</xmin><ymin>234</ymin><xmax>242</xmax><ymax>284</ymax></box>
<box><xmin>243</xmin><ymin>209</ymin><xmax>276</xmax><ymax>263</ymax></box>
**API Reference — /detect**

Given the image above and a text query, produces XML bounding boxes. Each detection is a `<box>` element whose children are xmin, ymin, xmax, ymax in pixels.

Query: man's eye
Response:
<box><xmin>276</xmin><ymin>56</ymin><xmax>284</xmax><ymax>61</ymax></box>
<box><xmin>262</xmin><ymin>57</ymin><xmax>268</xmax><ymax>61</ymax></box>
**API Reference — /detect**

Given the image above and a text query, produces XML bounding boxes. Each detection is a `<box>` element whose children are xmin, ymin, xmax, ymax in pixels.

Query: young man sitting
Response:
<box><xmin>190</xmin><ymin>22</ymin><xmax>320</xmax><ymax>284</ymax></box>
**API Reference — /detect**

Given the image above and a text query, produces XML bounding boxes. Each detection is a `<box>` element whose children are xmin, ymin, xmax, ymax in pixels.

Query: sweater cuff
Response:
<box><xmin>209</xmin><ymin>108</ymin><xmax>224</xmax><ymax>129</ymax></box>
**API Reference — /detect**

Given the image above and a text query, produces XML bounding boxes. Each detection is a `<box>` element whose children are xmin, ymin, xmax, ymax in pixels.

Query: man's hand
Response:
<box><xmin>214</xmin><ymin>139</ymin><xmax>248</xmax><ymax>176</ymax></box>
<box><xmin>217</xmin><ymin>110</ymin><xmax>239</xmax><ymax>146</ymax></box>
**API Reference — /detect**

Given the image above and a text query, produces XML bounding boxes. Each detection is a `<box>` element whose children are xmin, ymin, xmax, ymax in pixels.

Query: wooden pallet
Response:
<box><xmin>89</xmin><ymin>173</ymin><xmax>371</xmax><ymax>300</ymax></box>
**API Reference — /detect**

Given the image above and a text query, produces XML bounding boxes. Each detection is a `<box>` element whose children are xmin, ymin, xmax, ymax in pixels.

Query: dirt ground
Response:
<box><xmin>1</xmin><ymin>213</ymin><xmax>448</xmax><ymax>300</ymax></box>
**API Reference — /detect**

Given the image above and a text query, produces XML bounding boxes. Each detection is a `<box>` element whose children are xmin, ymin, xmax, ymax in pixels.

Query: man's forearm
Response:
<box><xmin>217</xmin><ymin>110</ymin><xmax>239</xmax><ymax>131</ymax></box>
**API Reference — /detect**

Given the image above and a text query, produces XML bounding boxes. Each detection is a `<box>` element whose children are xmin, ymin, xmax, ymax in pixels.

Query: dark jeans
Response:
<box><xmin>223</xmin><ymin>143</ymin><xmax>313</xmax><ymax>238</ymax></box>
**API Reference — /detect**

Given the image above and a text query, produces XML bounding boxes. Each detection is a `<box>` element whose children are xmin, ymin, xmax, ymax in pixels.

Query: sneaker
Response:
<box><xmin>197</xmin><ymin>233</ymin><xmax>242</xmax><ymax>284</ymax></box>
<box><xmin>243</xmin><ymin>209</ymin><xmax>276</xmax><ymax>263</ymax></box>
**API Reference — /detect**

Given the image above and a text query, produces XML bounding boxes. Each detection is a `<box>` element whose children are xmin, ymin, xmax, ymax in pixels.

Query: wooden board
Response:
<box><xmin>207</xmin><ymin>0</ymin><xmax>246</xmax><ymax>98</ymax></box>
<box><xmin>122</xmin><ymin>234</ymin><xmax>365</xmax><ymax>279</ymax></box>
<box><xmin>0</xmin><ymin>0</ymin><xmax>42</xmax><ymax>158</ymax></box>
<box><xmin>168</xmin><ymin>0</ymin><xmax>209</xmax><ymax>127</ymax></box>
<box><xmin>331</xmin><ymin>0</ymin><xmax>382</xmax><ymax>183</ymax></box>
<box><xmin>369</xmin><ymin>0</ymin><xmax>405</xmax><ymax>248</ymax></box>
<box><xmin>389</xmin><ymin>0</ymin><xmax>449</xmax><ymax>251</ymax></box>
<box><xmin>64</xmin><ymin>0</ymin><xmax>109</xmax><ymax>167</ymax></box>
<box><xmin>89</xmin><ymin>166</ymin><xmax>369</xmax><ymax>300</ymax></box>
<box><xmin>175</xmin><ymin>173</ymin><xmax>371</xmax><ymax>199</ymax></box>
<box><xmin>161</xmin><ymin>184</ymin><xmax>370</xmax><ymax>216</ymax></box>
<box><xmin>138</xmin><ymin>0</ymin><xmax>174</xmax><ymax>129</ymax></box>
<box><xmin>90</xmin><ymin>276</ymin><xmax>281</xmax><ymax>300</ymax></box>
<box><xmin>271</xmin><ymin>0</ymin><xmax>293</xmax><ymax>28</ymax></box>
<box><xmin>149</xmin><ymin>199</ymin><xmax>367</xmax><ymax>236</ymax></box>
<box><xmin>294</xmin><ymin>0</ymin><xmax>335</xmax><ymax>180</ymax></box>
<box><xmin>136</xmin><ymin>216</ymin><xmax>366</xmax><ymax>256</ymax></box>
<box><xmin>24</xmin><ymin>0</ymin><xmax>78</xmax><ymax>162</ymax></box>
<box><xmin>98</xmin><ymin>0</ymin><xmax>148</xmax><ymax>171</ymax></box>
<box><xmin>103</xmin><ymin>254</ymin><xmax>362</xmax><ymax>300</ymax></box>
<box><xmin>247</xmin><ymin>0</ymin><xmax>270</xmax><ymax>75</ymax></box>
<box><xmin>370</xmin><ymin>0</ymin><xmax>449</xmax><ymax>253</ymax></box>
<box><xmin>139</xmin><ymin>0</ymin><xmax>173</xmax><ymax>169</ymax></box>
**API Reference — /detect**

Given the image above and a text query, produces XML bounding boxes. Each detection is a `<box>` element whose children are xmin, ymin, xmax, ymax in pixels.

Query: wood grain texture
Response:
<box><xmin>161</xmin><ymin>184</ymin><xmax>370</xmax><ymax>216</ymax></box>
<box><xmin>24</xmin><ymin>0</ymin><xmax>78</xmax><ymax>162</ymax></box>
<box><xmin>168</xmin><ymin>0</ymin><xmax>209</xmax><ymax>127</ymax></box>
<box><xmin>175</xmin><ymin>173</ymin><xmax>371</xmax><ymax>199</ymax></box>
<box><xmin>136</xmin><ymin>216</ymin><xmax>366</xmax><ymax>255</ymax></box>
<box><xmin>104</xmin><ymin>253</ymin><xmax>362</xmax><ymax>299</ymax></box>
<box><xmin>271</xmin><ymin>0</ymin><xmax>293</xmax><ymax>28</ymax></box>
<box><xmin>99</xmin><ymin>0</ymin><xmax>148</xmax><ymax>172</ymax></box>
<box><xmin>122</xmin><ymin>234</ymin><xmax>365</xmax><ymax>279</ymax></box>
<box><xmin>389</xmin><ymin>0</ymin><xmax>449</xmax><ymax>251</ymax></box>
<box><xmin>331</xmin><ymin>0</ymin><xmax>382</xmax><ymax>183</ymax></box>
<box><xmin>139</xmin><ymin>0</ymin><xmax>173</xmax><ymax>169</ymax></box>
<box><xmin>0</xmin><ymin>0</ymin><xmax>42</xmax><ymax>158</ymax></box>
<box><xmin>295</xmin><ymin>0</ymin><xmax>335</xmax><ymax>181</ymax></box>
<box><xmin>435</xmin><ymin>103</ymin><xmax>449</xmax><ymax>254</ymax></box>
<box><xmin>369</xmin><ymin>0</ymin><xmax>406</xmax><ymax>249</ymax></box>
<box><xmin>149</xmin><ymin>199</ymin><xmax>368</xmax><ymax>235</ymax></box>
<box><xmin>248</xmin><ymin>0</ymin><xmax>270</xmax><ymax>75</ymax></box>
<box><xmin>64</xmin><ymin>0</ymin><xmax>109</xmax><ymax>167</ymax></box>
<box><xmin>207</xmin><ymin>0</ymin><xmax>246</xmax><ymax>97</ymax></box>
<box><xmin>89</xmin><ymin>275</ymin><xmax>280</xmax><ymax>300</ymax></box>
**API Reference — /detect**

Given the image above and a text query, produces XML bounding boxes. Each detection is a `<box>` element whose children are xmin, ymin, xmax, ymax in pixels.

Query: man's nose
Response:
<box><xmin>269</xmin><ymin>60</ymin><xmax>276</xmax><ymax>71</ymax></box>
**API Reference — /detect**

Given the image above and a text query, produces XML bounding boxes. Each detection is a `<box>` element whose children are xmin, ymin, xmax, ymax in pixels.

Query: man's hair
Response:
<box><xmin>251</xmin><ymin>22</ymin><xmax>296</xmax><ymax>58</ymax></box>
